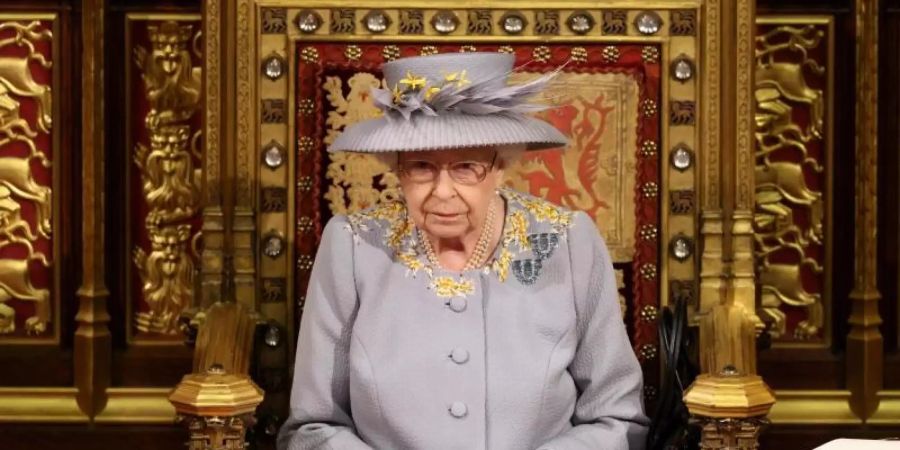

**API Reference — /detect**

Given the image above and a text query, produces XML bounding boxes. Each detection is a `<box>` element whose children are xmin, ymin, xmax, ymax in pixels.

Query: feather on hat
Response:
<box><xmin>328</xmin><ymin>52</ymin><xmax>568</xmax><ymax>153</ymax></box>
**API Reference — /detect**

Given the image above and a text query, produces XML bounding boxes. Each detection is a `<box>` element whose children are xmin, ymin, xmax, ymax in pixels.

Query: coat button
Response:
<box><xmin>448</xmin><ymin>297</ymin><xmax>467</xmax><ymax>312</ymax></box>
<box><xmin>449</xmin><ymin>401</ymin><xmax>468</xmax><ymax>418</ymax></box>
<box><xmin>449</xmin><ymin>348</ymin><xmax>469</xmax><ymax>364</ymax></box>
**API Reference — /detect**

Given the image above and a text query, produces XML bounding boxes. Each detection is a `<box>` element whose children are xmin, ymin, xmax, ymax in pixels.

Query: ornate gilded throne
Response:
<box><xmin>184</xmin><ymin>1</ymin><xmax>772</xmax><ymax>447</ymax></box>
<box><xmin>0</xmin><ymin>0</ymin><xmax>893</xmax><ymax>449</ymax></box>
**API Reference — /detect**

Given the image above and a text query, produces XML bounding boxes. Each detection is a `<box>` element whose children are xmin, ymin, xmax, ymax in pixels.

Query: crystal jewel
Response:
<box><xmin>671</xmin><ymin>146</ymin><xmax>693</xmax><ymax>171</ymax></box>
<box><xmin>672</xmin><ymin>237</ymin><xmax>692</xmax><ymax>261</ymax></box>
<box><xmin>364</xmin><ymin>10</ymin><xmax>389</xmax><ymax>33</ymax></box>
<box><xmin>296</xmin><ymin>10</ymin><xmax>321</xmax><ymax>33</ymax></box>
<box><xmin>635</xmin><ymin>11</ymin><xmax>661</xmax><ymax>35</ymax></box>
<box><xmin>264</xmin><ymin>235</ymin><xmax>284</xmax><ymax>258</ymax></box>
<box><xmin>263</xmin><ymin>56</ymin><xmax>283</xmax><ymax>80</ymax></box>
<box><xmin>673</xmin><ymin>58</ymin><xmax>693</xmax><ymax>81</ymax></box>
<box><xmin>432</xmin><ymin>11</ymin><xmax>458</xmax><ymax>34</ymax></box>
<box><xmin>502</xmin><ymin>15</ymin><xmax>524</xmax><ymax>34</ymax></box>
<box><xmin>264</xmin><ymin>324</ymin><xmax>281</xmax><ymax>347</ymax></box>
<box><xmin>263</xmin><ymin>142</ymin><xmax>284</xmax><ymax>169</ymax></box>
<box><xmin>568</xmin><ymin>13</ymin><xmax>593</xmax><ymax>34</ymax></box>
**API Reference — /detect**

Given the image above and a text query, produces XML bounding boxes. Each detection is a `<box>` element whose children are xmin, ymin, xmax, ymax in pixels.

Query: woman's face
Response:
<box><xmin>398</xmin><ymin>147</ymin><xmax>505</xmax><ymax>241</ymax></box>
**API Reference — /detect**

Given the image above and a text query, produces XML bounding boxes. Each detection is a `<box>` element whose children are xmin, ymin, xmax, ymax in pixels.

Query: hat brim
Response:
<box><xmin>328</xmin><ymin>113</ymin><xmax>568</xmax><ymax>153</ymax></box>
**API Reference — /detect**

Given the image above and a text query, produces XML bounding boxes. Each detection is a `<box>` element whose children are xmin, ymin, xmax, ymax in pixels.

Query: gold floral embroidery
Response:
<box><xmin>387</xmin><ymin>217</ymin><xmax>413</xmax><ymax>249</ymax></box>
<box><xmin>503</xmin><ymin>189</ymin><xmax>574</xmax><ymax>232</ymax></box>
<box><xmin>432</xmin><ymin>276</ymin><xmax>475</xmax><ymax>298</ymax></box>
<box><xmin>392</xmin><ymin>85</ymin><xmax>405</xmax><ymax>103</ymax></box>
<box><xmin>347</xmin><ymin>200</ymin><xmax>406</xmax><ymax>232</ymax></box>
<box><xmin>424</xmin><ymin>86</ymin><xmax>441</xmax><ymax>101</ymax></box>
<box><xmin>347</xmin><ymin>200</ymin><xmax>426</xmax><ymax>276</ymax></box>
<box><xmin>397</xmin><ymin>249</ymin><xmax>431</xmax><ymax>277</ymax></box>
<box><xmin>443</xmin><ymin>70</ymin><xmax>470</xmax><ymax>87</ymax></box>
<box><xmin>398</xmin><ymin>71</ymin><xmax>427</xmax><ymax>90</ymax></box>
<box><xmin>490</xmin><ymin>210</ymin><xmax>528</xmax><ymax>282</ymax></box>
<box><xmin>345</xmin><ymin>188</ymin><xmax>576</xmax><ymax>295</ymax></box>
<box><xmin>507</xmin><ymin>210</ymin><xmax>530</xmax><ymax>249</ymax></box>
<box><xmin>491</xmin><ymin>248</ymin><xmax>513</xmax><ymax>282</ymax></box>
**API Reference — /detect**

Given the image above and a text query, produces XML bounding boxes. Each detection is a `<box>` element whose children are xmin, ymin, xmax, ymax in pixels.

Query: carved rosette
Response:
<box><xmin>132</xmin><ymin>20</ymin><xmax>202</xmax><ymax>337</ymax></box>
<box><xmin>753</xmin><ymin>20</ymin><xmax>831</xmax><ymax>343</ymax></box>
<box><xmin>0</xmin><ymin>19</ymin><xmax>55</xmax><ymax>339</ymax></box>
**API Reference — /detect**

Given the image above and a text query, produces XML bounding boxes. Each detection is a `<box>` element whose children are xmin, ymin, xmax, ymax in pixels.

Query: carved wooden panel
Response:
<box><xmin>0</xmin><ymin>16</ymin><xmax>57</xmax><ymax>344</ymax></box>
<box><xmin>754</xmin><ymin>17</ymin><xmax>833</xmax><ymax>346</ymax></box>
<box><xmin>127</xmin><ymin>16</ymin><xmax>203</xmax><ymax>342</ymax></box>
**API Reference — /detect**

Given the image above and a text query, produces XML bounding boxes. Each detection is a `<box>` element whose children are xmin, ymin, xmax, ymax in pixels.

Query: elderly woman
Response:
<box><xmin>278</xmin><ymin>52</ymin><xmax>648</xmax><ymax>450</ymax></box>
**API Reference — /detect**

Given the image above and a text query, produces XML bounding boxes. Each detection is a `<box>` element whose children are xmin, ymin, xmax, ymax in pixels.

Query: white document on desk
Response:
<box><xmin>816</xmin><ymin>439</ymin><xmax>900</xmax><ymax>449</ymax></box>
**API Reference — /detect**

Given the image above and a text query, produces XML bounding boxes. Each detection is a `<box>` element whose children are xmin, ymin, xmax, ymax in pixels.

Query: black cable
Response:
<box><xmin>646</xmin><ymin>298</ymin><xmax>699</xmax><ymax>450</ymax></box>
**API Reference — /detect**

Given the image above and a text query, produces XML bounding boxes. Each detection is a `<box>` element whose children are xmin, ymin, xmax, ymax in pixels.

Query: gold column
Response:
<box><xmin>699</xmin><ymin>0</ymin><xmax>726</xmax><ymax>324</ymax></box>
<box><xmin>233</xmin><ymin>0</ymin><xmax>257</xmax><ymax>308</ymax></box>
<box><xmin>686</xmin><ymin>0</ymin><xmax>775</xmax><ymax>446</ymax></box>
<box><xmin>201</xmin><ymin>0</ymin><xmax>226</xmax><ymax>307</ymax></box>
<box><xmin>204</xmin><ymin>0</ymin><xmax>257</xmax><ymax>308</ymax></box>
<box><xmin>696</xmin><ymin>0</ymin><xmax>765</xmax><ymax>374</ymax></box>
<box><xmin>75</xmin><ymin>0</ymin><xmax>111</xmax><ymax>417</ymax></box>
<box><xmin>847</xmin><ymin>0</ymin><xmax>882</xmax><ymax>420</ymax></box>
<box><xmin>728</xmin><ymin>0</ymin><xmax>764</xmax><ymax>359</ymax></box>
<box><xmin>728</xmin><ymin>0</ymin><xmax>765</xmax><ymax>372</ymax></box>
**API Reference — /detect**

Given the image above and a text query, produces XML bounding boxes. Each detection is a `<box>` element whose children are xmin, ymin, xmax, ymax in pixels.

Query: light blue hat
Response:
<box><xmin>328</xmin><ymin>52</ymin><xmax>568</xmax><ymax>153</ymax></box>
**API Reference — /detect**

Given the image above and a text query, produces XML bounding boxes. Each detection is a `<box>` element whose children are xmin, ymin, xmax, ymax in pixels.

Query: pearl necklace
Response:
<box><xmin>419</xmin><ymin>197</ymin><xmax>498</xmax><ymax>271</ymax></box>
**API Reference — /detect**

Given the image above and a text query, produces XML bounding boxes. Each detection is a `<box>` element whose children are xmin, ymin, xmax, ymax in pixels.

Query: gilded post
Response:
<box><xmin>697</xmin><ymin>0</ymin><xmax>765</xmax><ymax>372</ymax></box>
<box><xmin>171</xmin><ymin>302</ymin><xmax>262</xmax><ymax>447</ymax></box>
<box><xmin>729</xmin><ymin>0</ymin><xmax>764</xmax><ymax>348</ymax></box>
<box><xmin>846</xmin><ymin>0</ymin><xmax>882</xmax><ymax>419</ymax></box>
<box><xmin>233</xmin><ymin>0</ymin><xmax>257</xmax><ymax>309</ymax></box>
<box><xmin>170</xmin><ymin>364</ymin><xmax>264</xmax><ymax>450</ymax></box>
<box><xmin>204</xmin><ymin>0</ymin><xmax>257</xmax><ymax>309</ymax></box>
<box><xmin>686</xmin><ymin>0</ymin><xmax>775</xmax><ymax>447</ymax></box>
<box><xmin>75</xmin><ymin>0</ymin><xmax>111</xmax><ymax>417</ymax></box>
<box><xmin>201</xmin><ymin>0</ymin><xmax>226</xmax><ymax>308</ymax></box>
<box><xmin>698</xmin><ymin>0</ymin><xmax>726</xmax><ymax>323</ymax></box>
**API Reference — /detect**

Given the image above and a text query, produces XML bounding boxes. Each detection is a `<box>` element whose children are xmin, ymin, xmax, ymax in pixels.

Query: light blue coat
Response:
<box><xmin>278</xmin><ymin>189</ymin><xmax>649</xmax><ymax>450</ymax></box>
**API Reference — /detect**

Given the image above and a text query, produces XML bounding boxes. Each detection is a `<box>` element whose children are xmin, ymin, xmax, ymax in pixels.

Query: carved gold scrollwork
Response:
<box><xmin>322</xmin><ymin>73</ymin><xmax>400</xmax><ymax>214</ymax></box>
<box><xmin>133</xmin><ymin>21</ymin><xmax>202</xmax><ymax>335</ymax></box>
<box><xmin>0</xmin><ymin>22</ymin><xmax>53</xmax><ymax>166</ymax></box>
<box><xmin>134</xmin><ymin>224</ymin><xmax>194</xmax><ymax>334</ymax></box>
<box><xmin>753</xmin><ymin>23</ymin><xmax>827</xmax><ymax>340</ymax></box>
<box><xmin>134</xmin><ymin>22</ymin><xmax>202</xmax><ymax>128</ymax></box>
<box><xmin>134</xmin><ymin>125</ymin><xmax>200</xmax><ymax>225</ymax></box>
<box><xmin>0</xmin><ymin>19</ymin><xmax>53</xmax><ymax>336</ymax></box>
<box><xmin>0</xmin><ymin>176</ymin><xmax>51</xmax><ymax>335</ymax></box>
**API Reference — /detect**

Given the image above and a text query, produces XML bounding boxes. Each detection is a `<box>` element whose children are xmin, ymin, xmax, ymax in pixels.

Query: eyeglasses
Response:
<box><xmin>398</xmin><ymin>152</ymin><xmax>497</xmax><ymax>185</ymax></box>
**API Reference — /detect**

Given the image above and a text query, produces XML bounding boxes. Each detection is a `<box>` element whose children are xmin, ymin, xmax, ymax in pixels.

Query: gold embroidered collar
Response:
<box><xmin>346</xmin><ymin>188</ymin><xmax>574</xmax><ymax>298</ymax></box>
